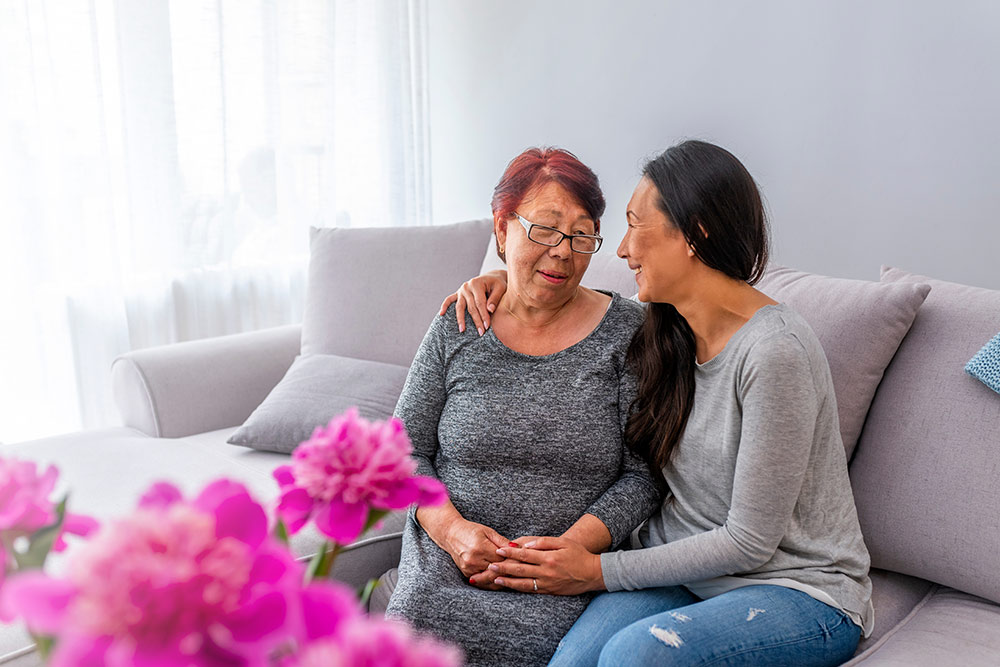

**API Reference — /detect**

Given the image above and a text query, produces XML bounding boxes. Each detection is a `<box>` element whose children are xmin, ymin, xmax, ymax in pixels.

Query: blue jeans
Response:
<box><xmin>548</xmin><ymin>585</ymin><xmax>861</xmax><ymax>666</ymax></box>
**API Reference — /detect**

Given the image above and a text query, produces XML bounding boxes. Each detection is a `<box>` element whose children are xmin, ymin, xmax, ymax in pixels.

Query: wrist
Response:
<box><xmin>589</xmin><ymin>552</ymin><xmax>607</xmax><ymax>592</ymax></box>
<box><xmin>417</xmin><ymin>506</ymin><xmax>461</xmax><ymax>547</ymax></box>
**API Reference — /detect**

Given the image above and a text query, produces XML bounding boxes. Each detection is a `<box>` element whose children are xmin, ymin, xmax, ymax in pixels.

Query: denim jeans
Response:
<box><xmin>548</xmin><ymin>584</ymin><xmax>861</xmax><ymax>666</ymax></box>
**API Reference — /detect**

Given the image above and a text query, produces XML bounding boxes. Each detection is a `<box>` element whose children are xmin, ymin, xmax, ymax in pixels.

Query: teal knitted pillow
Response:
<box><xmin>965</xmin><ymin>331</ymin><xmax>1000</xmax><ymax>394</ymax></box>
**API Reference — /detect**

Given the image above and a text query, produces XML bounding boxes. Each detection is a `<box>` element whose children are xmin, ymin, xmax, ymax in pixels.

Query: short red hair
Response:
<box><xmin>490</xmin><ymin>147</ymin><xmax>605</xmax><ymax>261</ymax></box>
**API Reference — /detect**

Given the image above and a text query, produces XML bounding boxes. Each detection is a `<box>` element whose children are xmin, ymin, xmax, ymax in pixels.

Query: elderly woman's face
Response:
<box><xmin>497</xmin><ymin>181</ymin><xmax>596</xmax><ymax>309</ymax></box>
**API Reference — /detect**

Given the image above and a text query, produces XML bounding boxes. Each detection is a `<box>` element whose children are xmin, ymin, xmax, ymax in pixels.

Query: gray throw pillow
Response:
<box><xmin>756</xmin><ymin>266</ymin><xmax>931</xmax><ymax>458</ymax></box>
<box><xmin>228</xmin><ymin>354</ymin><xmax>409</xmax><ymax>453</ymax></box>
<box><xmin>849</xmin><ymin>267</ymin><xmax>1000</xmax><ymax>604</ymax></box>
<box><xmin>302</xmin><ymin>220</ymin><xmax>494</xmax><ymax>367</ymax></box>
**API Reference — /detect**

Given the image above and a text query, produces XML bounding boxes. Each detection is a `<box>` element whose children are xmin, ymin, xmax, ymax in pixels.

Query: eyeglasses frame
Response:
<box><xmin>512</xmin><ymin>212</ymin><xmax>603</xmax><ymax>254</ymax></box>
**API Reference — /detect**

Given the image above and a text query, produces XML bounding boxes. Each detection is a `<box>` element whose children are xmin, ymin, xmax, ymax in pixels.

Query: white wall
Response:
<box><xmin>428</xmin><ymin>0</ymin><xmax>1000</xmax><ymax>288</ymax></box>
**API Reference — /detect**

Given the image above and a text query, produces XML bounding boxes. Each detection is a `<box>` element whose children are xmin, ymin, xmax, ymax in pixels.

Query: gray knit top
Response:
<box><xmin>601</xmin><ymin>304</ymin><xmax>874</xmax><ymax>634</ymax></box>
<box><xmin>386</xmin><ymin>292</ymin><xmax>661</xmax><ymax>666</ymax></box>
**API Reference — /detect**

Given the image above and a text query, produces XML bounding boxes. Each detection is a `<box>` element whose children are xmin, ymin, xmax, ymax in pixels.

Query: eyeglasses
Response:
<box><xmin>513</xmin><ymin>213</ymin><xmax>603</xmax><ymax>254</ymax></box>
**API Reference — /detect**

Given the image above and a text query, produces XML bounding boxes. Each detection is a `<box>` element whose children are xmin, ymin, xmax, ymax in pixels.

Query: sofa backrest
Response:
<box><xmin>755</xmin><ymin>267</ymin><xmax>930</xmax><ymax>458</ymax></box>
<box><xmin>301</xmin><ymin>219</ymin><xmax>495</xmax><ymax>367</ymax></box>
<box><xmin>849</xmin><ymin>267</ymin><xmax>1000</xmax><ymax>604</ymax></box>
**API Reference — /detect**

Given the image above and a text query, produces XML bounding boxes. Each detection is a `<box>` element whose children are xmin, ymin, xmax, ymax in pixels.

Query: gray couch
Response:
<box><xmin>2</xmin><ymin>220</ymin><xmax>998</xmax><ymax>665</ymax></box>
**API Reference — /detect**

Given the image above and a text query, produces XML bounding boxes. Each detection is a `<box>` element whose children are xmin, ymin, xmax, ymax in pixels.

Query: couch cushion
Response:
<box><xmin>853</xmin><ymin>569</ymin><xmax>936</xmax><ymax>656</ymax></box>
<box><xmin>228</xmin><ymin>354</ymin><xmax>409</xmax><ymax>453</ymax></box>
<box><xmin>849</xmin><ymin>267</ymin><xmax>1000</xmax><ymax>604</ymax></box>
<box><xmin>302</xmin><ymin>220</ymin><xmax>494</xmax><ymax>367</ymax></box>
<box><xmin>845</xmin><ymin>587</ymin><xmax>1000</xmax><ymax>666</ymax></box>
<box><xmin>756</xmin><ymin>266</ymin><xmax>930</xmax><ymax>458</ymax></box>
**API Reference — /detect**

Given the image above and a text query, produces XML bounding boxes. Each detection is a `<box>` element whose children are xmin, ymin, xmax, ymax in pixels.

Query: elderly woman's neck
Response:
<box><xmin>502</xmin><ymin>288</ymin><xmax>581</xmax><ymax>329</ymax></box>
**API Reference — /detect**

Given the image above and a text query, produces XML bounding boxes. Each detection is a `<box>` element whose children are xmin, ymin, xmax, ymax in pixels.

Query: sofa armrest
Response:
<box><xmin>328</xmin><ymin>532</ymin><xmax>404</xmax><ymax>591</ymax></box>
<box><xmin>111</xmin><ymin>324</ymin><xmax>301</xmax><ymax>438</ymax></box>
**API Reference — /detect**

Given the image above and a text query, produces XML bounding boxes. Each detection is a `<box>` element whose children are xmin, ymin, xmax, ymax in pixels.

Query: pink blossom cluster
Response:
<box><xmin>0</xmin><ymin>456</ymin><xmax>96</xmax><ymax>588</ymax></box>
<box><xmin>275</xmin><ymin>408</ymin><xmax>448</xmax><ymax>544</ymax></box>
<box><xmin>288</xmin><ymin>582</ymin><xmax>462</xmax><ymax>667</ymax></box>
<box><xmin>288</xmin><ymin>615</ymin><xmax>462</xmax><ymax>667</ymax></box>
<box><xmin>2</xmin><ymin>480</ymin><xmax>303</xmax><ymax>665</ymax></box>
<box><xmin>1</xmin><ymin>478</ymin><xmax>461</xmax><ymax>666</ymax></box>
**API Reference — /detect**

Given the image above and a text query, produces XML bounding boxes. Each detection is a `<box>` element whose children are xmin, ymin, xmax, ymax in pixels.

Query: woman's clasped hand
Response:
<box><xmin>489</xmin><ymin>537</ymin><xmax>603</xmax><ymax>596</ymax></box>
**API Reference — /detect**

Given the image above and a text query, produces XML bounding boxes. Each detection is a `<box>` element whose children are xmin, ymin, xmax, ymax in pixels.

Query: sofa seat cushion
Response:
<box><xmin>854</xmin><ymin>569</ymin><xmax>936</xmax><ymax>655</ymax></box>
<box><xmin>850</xmin><ymin>268</ymin><xmax>1000</xmax><ymax>604</ymax></box>
<box><xmin>846</xmin><ymin>587</ymin><xmax>1000</xmax><ymax>666</ymax></box>
<box><xmin>2</xmin><ymin>427</ymin><xmax>406</xmax><ymax>564</ymax></box>
<box><xmin>2</xmin><ymin>427</ymin><xmax>325</xmax><ymax>563</ymax></box>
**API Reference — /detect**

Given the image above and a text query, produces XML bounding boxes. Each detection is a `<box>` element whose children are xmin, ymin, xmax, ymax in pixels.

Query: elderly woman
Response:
<box><xmin>384</xmin><ymin>147</ymin><xmax>661</xmax><ymax>665</ymax></box>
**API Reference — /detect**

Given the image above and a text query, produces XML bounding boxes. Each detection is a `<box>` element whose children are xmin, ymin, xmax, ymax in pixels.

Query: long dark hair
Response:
<box><xmin>626</xmin><ymin>140</ymin><xmax>770</xmax><ymax>473</ymax></box>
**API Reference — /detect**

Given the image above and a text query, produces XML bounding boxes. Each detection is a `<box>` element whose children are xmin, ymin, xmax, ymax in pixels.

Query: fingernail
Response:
<box><xmin>477</xmin><ymin>327</ymin><xmax>484</xmax><ymax>336</ymax></box>
<box><xmin>469</xmin><ymin>577</ymin><xmax>475</xmax><ymax>585</ymax></box>
<box><xmin>459</xmin><ymin>325</ymin><xmax>465</xmax><ymax>332</ymax></box>
<box><xmin>488</xmin><ymin>564</ymin><xmax>499</xmax><ymax>572</ymax></box>
<box><xmin>525</xmin><ymin>541</ymin><xmax>537</xmax><ymax>548</ymax></box>
<box><xmin>509</xmin><ymin>542</ymin><xmax>520</xmax><ymax>548</ymax></box>
<box><xmin>496</xmin><ymin>548</ymin><xmax>507</xmax><ymax>556</ymax></box>
<box><xmin>494</xmin><ymin>578</ymin><xmax>505</xmax><ymax>585</ymax></box>
<box><xmin>488</xmin><ymin>303</ymin><xmax>496</xmax><ymax>312</ymax></box>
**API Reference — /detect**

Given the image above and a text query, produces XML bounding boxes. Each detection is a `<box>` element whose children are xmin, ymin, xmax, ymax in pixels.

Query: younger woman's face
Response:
<box><xmin>617</xmin><ymin>177</ymin><xmax>696</xmax><ymax>304</ymax></box>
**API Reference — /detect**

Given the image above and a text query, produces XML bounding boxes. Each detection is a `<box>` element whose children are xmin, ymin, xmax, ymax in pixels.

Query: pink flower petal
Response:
<box><xmin>414</xmin><ymin>476</ymin><xmax>449</xmax><ymax>506</ymax></box>
<box><xmin>0</xmin><ymin>571</ymin><xmax>76</xmax><ymax>633</ymax></box>
<box><xmin>51</xmin><ymin>534</ymin><xmax>69</xmax><ymax>552</ymax></box>
<box><xmin>0</xmin><ymin>548</ymin><xmax>7</xmax><ymax>603</ymax></box>
<box><xmin>314</xmin><ymin>499</ymin><xmax>367</xmax><ymax>544</ymax></box>
<box><xmin>63</xmin><ymin>512</ymin><xmax>99</xmax><ymax>536</ymax></box>
<box><xmin>213</xmin><ymin>490</ymin><xmax>268</xmax><ymax>550</ymax></box>
<box><xmin>223</xmin><ymin>590</ymin><xmax>286</xmax><ymax>642</ymax></box>
<box><xmin>193</xmin><ymin>479</ymin><xmax>248</xmax><ymax>514</ymax></box>
<box><xmin>298</xmin><ymin>581</ymin><xmax>359</xmax><ymax>641</ymax></box>
<box><xmin>51</xmin><ymin>513</ymin><xmax>98</xmax><ymax>553</ymax></box>
<box><xmin>137</xmin><ymin>482</ymin><xmax>183</xmax><ymax>510</ymax></box>
<box><xmin>248</xmin><ymin>548</ymin><xmax>297</xmax><ymax>588</ymax></box>
<box><xmin>275</xmin><ymin>488</ymin><xmax>314</xmax><ymax>535</ymax></box>
<box><xmin>376</xmin><ymin>479</ymin><xmax>421</xmax><ymax>509</ymax></box>
<box><xmin>47</xmin><ymin>634</ymin><xmax>112</xmax><ymax>667</ymax></box>
<box><xmin>273</xmin><ymin>465</ymin><xmax>295</xmax><ymax>488</ymax></box>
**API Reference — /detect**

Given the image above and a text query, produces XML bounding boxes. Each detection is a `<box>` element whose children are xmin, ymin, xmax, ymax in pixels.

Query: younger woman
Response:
<box><xmin>444</xmin><ymin>140</ymin><xmax>872</xmax><ymax>666</ymax></box>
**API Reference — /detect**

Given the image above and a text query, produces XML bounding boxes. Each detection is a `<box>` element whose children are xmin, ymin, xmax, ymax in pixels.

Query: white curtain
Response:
<box><xmin>0</xmin><ymin>0</ymin><xmax>431</xmax><ymax>443</ymax></box>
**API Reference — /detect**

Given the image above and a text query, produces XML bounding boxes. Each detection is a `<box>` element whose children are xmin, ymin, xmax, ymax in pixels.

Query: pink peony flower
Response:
<box><xmin>0</xmin><ymin>457</ymin><xmax>59</xmax><ymax>535</ymax></box>
<box><xmin>0</xmin><ymin>456</ymin><xmax>96</xmax><ymax>593</ymax></box>
<box><xmin>287</xmin><ymin>616</ymin><xmax>462</xmax><ymax>667</ymax></box>
<box><xmin>274</xmin><ymin>408</ymin><xmax>448</xmax><ymax>544</ymax></box>
<box><xmin>1</xmin><ymin>479</ymin><xmax>306</xmax><ymax>666</ymax></box>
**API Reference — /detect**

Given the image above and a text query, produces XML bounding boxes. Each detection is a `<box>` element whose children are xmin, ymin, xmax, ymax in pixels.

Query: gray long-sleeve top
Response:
<box><xmin>386</xmin><ymin>293</ymin><xmax>662</xmax><ymax>665</ymax></box>
<box><xmin>601</xmin><ymin>304</ymin><xmax>874</xmax><ymax>634</ymax></box>
<box><xmin>399</xmin><ymin>292</ymin><xmax>661</xmax><ymax>547</ymax></box>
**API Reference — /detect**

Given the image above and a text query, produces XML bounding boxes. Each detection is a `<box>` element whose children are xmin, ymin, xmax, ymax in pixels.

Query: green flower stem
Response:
<box><xmin>273</xmin><ymin>519</ymin><xmax>289</xmax><ymax>546</ymax></box>
<box><xmin>358</xmin><ymin>578</ymin><xmax>380</xmax><ymax>609</ymax></box>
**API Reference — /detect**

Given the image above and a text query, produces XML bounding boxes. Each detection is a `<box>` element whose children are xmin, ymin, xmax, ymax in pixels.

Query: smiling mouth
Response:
<box><xmin>633</xmin><ymin>266</ymin><xmax>642</xmax><ymax>275</ymax></box>
<box><xmin>538</xmin><ymin>270</ymin><xmax>568</xmax><ymax>283</ymax></box>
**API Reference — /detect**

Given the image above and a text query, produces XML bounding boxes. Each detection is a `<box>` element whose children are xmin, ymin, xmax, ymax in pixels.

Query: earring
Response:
<box><xmin>500</xmin><ymin>245</ymin><xmax>505</xmax><ymax>253</ymax></box>
<box><xmin>687</xmin><ymin>247</ymin><xmax>695</xmax><ymax>257</ymax></box>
